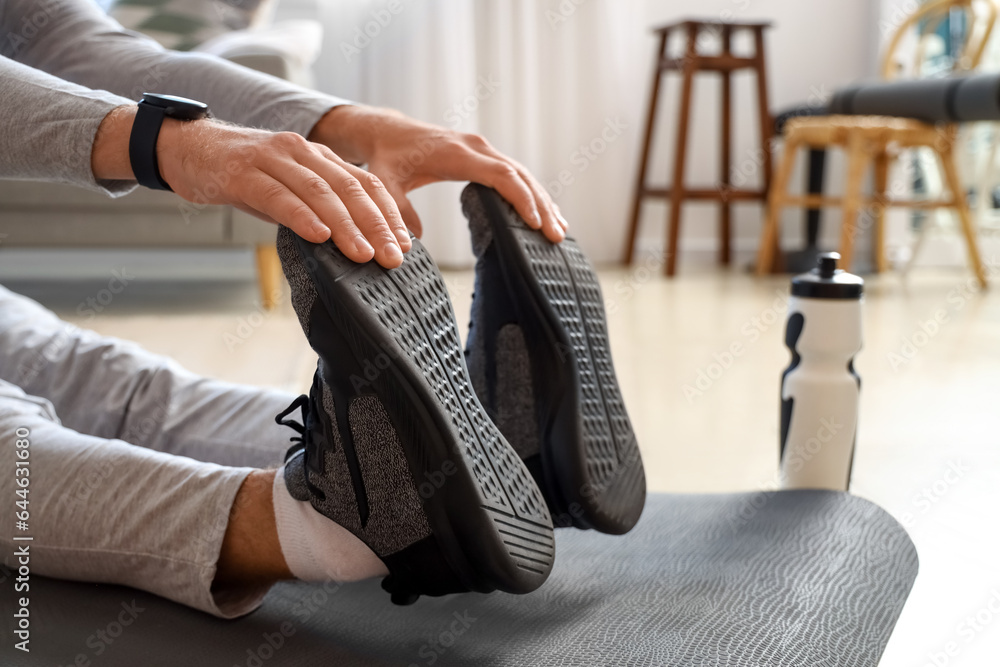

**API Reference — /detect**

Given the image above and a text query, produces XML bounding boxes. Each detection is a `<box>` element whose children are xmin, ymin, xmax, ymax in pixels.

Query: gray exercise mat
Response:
<box><xmin>5</xmin><ymin>491</ymin><xmax>917</xmax><ymax>667</ymax></box>
<box><xmin>829</xmin><ymin>74</ymin><xmax>1000</xmax><ymax>123</ymax></box>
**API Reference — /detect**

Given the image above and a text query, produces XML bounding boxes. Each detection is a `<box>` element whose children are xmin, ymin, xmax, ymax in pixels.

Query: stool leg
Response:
<box><xmin>665</xmin><ymin>25</ymin><xmax>697</xmax><ymax>276</ymax></box>
<box><xmin>756</xmin><ymin>138</ymin><xmax>799</xmax><ymax>276</ymax></box>
<box><xmin>255</xmin><ymin>244</ymin><xmax>283</xmax><ymax>311</ymax></box>
<box><xmin>839</xmin><ymin>135</ymin><xmax>870</xmax><ymax>273</ymax></box>
<box><xmin>719</xmin><ymin>26</ymin><xmax>733</xmax><ymax>266</ymax></box>
<box><xmin>872</xmin><ymin>150</ymin><xmax>890</xmax><ymax>273</ymax></box>
<box><xmin>803</xmin><ymin>148</ymin><xmax>828</xmax><ymax>249</ymax></box>
<box><xmin>937</xmin><ymin>143</ymin><xmax>988</xmax><ymax>287</ymax></box>
<box><xmin>753</xmin><ymin>27</ymin><xmax>775</xmax><ymax>204</ymax></box>
<box><xmin>625</xmin><ymin>30</ymin><xmax>669</xmax><ymax>265</ymax></box>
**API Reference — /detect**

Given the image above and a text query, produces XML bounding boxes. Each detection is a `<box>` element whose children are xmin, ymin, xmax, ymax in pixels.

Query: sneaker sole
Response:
<box><xmin>286</xmin><ymin>230</ymin><xmax>555</xmax><ymax>600</ymax></box>
<box><xmin>465</xmin><ymin>185</ymin><xmax>646</xmax><ymax>535</ymax></box>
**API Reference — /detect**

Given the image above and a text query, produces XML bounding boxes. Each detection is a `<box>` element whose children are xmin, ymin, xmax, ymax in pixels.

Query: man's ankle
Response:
<box><xmin>214</xmin><ymin>469</ymin><xmax>292</xmax><ymax>593</ymax></box>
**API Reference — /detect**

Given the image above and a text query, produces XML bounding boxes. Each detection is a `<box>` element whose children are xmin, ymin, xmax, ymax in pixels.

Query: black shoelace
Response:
<box><xmin>275</xmin><ymin>394</ymin><xmax>310</xmax><ymax>463</ymax></box>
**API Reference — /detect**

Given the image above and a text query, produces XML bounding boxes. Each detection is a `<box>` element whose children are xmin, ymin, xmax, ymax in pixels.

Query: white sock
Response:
<box><xmin>272</xmin><ymin>466</ymin><xmax>389</xmax><ymax>582</ymax></box>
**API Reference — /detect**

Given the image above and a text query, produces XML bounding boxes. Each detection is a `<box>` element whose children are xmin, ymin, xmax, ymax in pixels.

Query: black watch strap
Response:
<box><xmin>129</xmin><ymin>101</ymin><xmax>172</xmax><ymax>191</ymax></box>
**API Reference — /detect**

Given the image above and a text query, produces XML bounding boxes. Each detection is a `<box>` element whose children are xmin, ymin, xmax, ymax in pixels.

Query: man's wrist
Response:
<box><xmin>308</xmin><ymin>104</ymin><xmax>380</xmax><ymax>165</ymax></box>
<box><xmin>91</xmin><ymin>105</ymin><xmax>138</xmax><ymax>181</ymax></box>
<box><xmin>92</xmin><ymin>104</ymin><xmax>211</xmax><ymax>189</ymax></box>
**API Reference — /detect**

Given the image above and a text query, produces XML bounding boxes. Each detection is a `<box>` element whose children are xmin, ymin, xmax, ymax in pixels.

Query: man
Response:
<box><xmin>0</xmin><ymin>0</ymin><xmax>644</xmax><ymax>618</ymax></box>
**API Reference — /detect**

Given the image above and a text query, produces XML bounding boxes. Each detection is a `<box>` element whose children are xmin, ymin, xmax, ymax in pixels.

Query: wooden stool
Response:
<box><xmin>756</xmin><ymin>116</ymin><xmax>988</xmax><ymax>287</ymax></box>
<box><xmin>624</xmin><ymin>19</ymin><xmax>774</xmax><ymax>275</ymax></box>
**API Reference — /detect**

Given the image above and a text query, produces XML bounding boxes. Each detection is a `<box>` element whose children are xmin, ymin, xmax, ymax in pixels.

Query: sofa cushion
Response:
<box><xmin>0</xmin><ymin>179</ymin><xmax>280</xmax><ymax>247</ymax></box>
<box><xmin>107</xmin><ymin>0</ymin><xmax>277</xmax><ymax>51</ymax></box>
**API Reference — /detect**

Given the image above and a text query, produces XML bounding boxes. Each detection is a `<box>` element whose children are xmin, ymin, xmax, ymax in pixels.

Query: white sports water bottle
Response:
<box><xmin>779</xmin><ymin>252</ymin><xmax>863</xmax><ymax>491</ymax></box>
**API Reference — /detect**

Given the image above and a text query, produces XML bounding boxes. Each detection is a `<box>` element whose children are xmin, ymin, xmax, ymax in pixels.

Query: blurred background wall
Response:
<box><xmin>302</xmin><ymin>0</ymin><xmax>881</xmax><ymax>266</ymax></box>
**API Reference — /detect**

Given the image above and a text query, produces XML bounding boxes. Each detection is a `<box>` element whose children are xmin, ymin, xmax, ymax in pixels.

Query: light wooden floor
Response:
<box><xmin>16</xmin><ymin>262</ymin><xmax>1000</xmax><ymax>666</ymax></box>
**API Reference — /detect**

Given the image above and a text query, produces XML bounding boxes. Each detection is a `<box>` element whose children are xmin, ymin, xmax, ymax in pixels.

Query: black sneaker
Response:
<box><xmin>461</xmin><ymin>184</ymin><xmax>646</xmax><ymax>535</ymax></box>
<box><xmin>275</xmin><ymin>225</ymin><xmax>555</xmax><ymax>605</ymax></box>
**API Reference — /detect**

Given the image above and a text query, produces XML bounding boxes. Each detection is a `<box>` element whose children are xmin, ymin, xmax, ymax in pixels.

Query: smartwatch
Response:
<box><xmin>129</xmin><ymin>93</ymin><xmax>210</xmax><ymax>191</ymax></box>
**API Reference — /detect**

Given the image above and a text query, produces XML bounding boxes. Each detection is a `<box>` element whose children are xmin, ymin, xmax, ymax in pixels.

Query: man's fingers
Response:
<box><xmin>460</xmin><ymin>153</ymin><xmax>541</xmax><ymax>230</ymax></box>
<box><xmin>460</xmin><ymin>140</ymin><xmax>565</xmax><ymax>242</ymax></box>
<box><xmin>506</xmin><ymin>159</ymin><xmax>564</xmax><ymax>243</ymax></box>
<box><xmin>342</xmin><ymin>163</ymin><xmax>412</xmax><ymax>253</ymax></box>
<box><xmin>312</xmin><ymin>143</ymin><xmax>412</xmax><ymax>254</ymax></box>
<box><xmin>471</xmin><ymin>139</ymin><xmax>564</xmax><ymax>243</ymax></box>
<box><xmin>554</xmin><ymin>204</ymin><xmax>569</xmax><ymax>231</ymax></box>
<box><xmin>313</xmin><ymin>193</ymin><xmax>382</xmax><ymax>266</ymax></box>
<box><xmin>271</xmin><ymin>157</ymin><xmax>402</xmax><ymax>268</ymax></box>
<box><xmin>232</xmin><ymin>202</ymin><xmax>276</xmax><ymax>225</ymax></box>
<box><xmin>331</xmin><ymin>170</ymin><xmax>404</xmax><ymax>268</ymax></box>
<box><xmin>314</xmin><ymin>167</ymin><xmax>402</xmax><ymax>268</ymax></box>
<box><xmin>380</xmin><ymin>176</ymin><xmax>423</xmax><ymax>238</ymax></box>
<box><xmin>241</xmin><ymin>170</ymin><xmax>373</xmax><ymax>261</ymax></box>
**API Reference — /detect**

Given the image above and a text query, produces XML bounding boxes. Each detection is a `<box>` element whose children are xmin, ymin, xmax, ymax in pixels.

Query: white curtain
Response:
<box><xmin>314</xmin><ymin>0</ymin><xmax>647</xmax><ymax>266</ymax></box>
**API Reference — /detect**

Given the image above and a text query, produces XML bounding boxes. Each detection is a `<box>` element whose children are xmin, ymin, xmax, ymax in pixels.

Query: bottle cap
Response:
<box><xmin>790</xmin><ymin>253</ymin><xmax>864</xmax><ymax>299</ymax></box>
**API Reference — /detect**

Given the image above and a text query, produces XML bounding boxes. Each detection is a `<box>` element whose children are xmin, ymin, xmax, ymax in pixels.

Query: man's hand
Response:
<box><xmin>92</xmin><ymin>106</ymin><xmax>411</xmax><ymax>269</ymax></box>
<box><xmin>91</xmin><ymin>103</ymin><xmax>564</xmax><ymax>270</ymax></box>
<box><xmin>308</xmin><ymin>105</ymin><xmax>568</xmax><ymax>244</ymax></box>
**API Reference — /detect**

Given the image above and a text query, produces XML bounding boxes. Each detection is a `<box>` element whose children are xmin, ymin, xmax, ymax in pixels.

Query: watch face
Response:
<box><xmin>141</xmin><ymin>93</ymin><xmax>210</xmax><ymax>120</ymax></box>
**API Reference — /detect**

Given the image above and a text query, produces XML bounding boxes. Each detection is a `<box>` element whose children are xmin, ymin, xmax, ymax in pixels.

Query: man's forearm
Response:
<box><xmin>0</xmin><ymin>55</ymin><xmax>136</xmax><ymax>194</ymax></box>
<box><xmin>1</xmin><ymin>0</ymin><xmax>350</xmax><ymax>139</ymax></box>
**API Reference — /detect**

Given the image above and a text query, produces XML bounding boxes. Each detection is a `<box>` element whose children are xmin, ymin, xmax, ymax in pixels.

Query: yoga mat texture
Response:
<box><xmin>5</xmin><ymin>491</ymin><xmax>918</xmax><ymax>667</ymax></box>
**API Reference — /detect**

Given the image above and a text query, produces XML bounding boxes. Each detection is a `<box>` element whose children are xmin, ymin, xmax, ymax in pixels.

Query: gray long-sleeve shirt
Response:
<box><xmin>0</xmin><ymin>0</ymin><xmax>349</xmax><ymax>194</ymax></box>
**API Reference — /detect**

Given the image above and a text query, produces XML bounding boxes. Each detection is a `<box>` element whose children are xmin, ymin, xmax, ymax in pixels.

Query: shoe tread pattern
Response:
<box><xmin>350</xmin><ymin>243</ymin><xmax>554</xmax><ymax>573</ymax></box>
<box><xmin>561</xmin><ymin>241</ymin><xmax>639</xmax><ymax>477</ymax></box>
<box><xmin>515</xmin><ymin>232</ymin><xmax>621</xmax><ymax>487</ymax></box>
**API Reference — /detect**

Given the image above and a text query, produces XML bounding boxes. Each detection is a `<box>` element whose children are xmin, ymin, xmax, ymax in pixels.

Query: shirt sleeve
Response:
<box><xmin>0</xmin><ymin>55</ymin><xmax>136</xmax><ymax>195</ymax></box>
<box><xmin>0</xmin><ymin>0</ymin><xmax>351</xmax><ymax>136</ymax></box>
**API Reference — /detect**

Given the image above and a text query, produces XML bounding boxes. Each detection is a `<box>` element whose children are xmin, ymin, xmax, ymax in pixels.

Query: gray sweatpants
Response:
<box><xmin>0</xmin><ymin>284</ymin><xmax>296</xmax><ymax>618</ymax></box>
